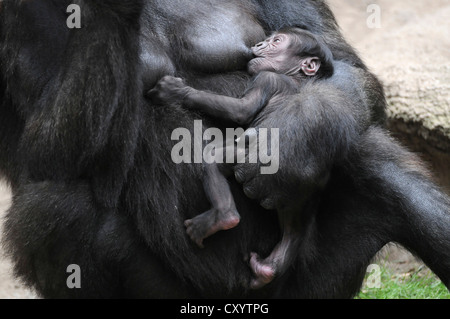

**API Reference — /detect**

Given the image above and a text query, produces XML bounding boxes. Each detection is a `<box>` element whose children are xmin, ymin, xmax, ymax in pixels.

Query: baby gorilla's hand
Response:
<box><xmin>148</xmin><ymin>76</ymin><xmax>192</xmax><ymax>104</ymax></box>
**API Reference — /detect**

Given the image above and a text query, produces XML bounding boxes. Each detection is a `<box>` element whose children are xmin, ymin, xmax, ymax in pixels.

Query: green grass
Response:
<box><xmin>356</xmin><ymin>266</ymin><xmax>450</xmax><ymax>299</ymax></box>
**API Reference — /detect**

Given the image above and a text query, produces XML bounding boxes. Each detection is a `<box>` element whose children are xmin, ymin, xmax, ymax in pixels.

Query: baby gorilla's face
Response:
<box><xmin>247</xmin><ymin>32</ymin><xmax>295</xmax><ymax>75</ymax></box>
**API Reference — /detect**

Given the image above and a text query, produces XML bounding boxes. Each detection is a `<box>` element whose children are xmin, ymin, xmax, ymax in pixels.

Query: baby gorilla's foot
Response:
<box><xmin>184</xmin><ymin>208</ymin><xmax>240</xmax><ymax>248</ymax></box>
<box><xmin>249</xmin><ymin>252</ymin><xmax>275</xmax><ymax>289</ymax></box>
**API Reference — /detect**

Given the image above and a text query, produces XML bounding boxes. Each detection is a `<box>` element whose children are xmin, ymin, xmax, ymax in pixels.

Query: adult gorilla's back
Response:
<box><xmin>0</xmin><ymin>0</ymin><xmax>449</xmax><ymax>298</ymax></box>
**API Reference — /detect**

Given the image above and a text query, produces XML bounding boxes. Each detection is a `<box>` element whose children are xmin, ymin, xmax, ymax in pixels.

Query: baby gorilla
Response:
<box><xmin>150</xmin><ymin>27</ymin><xmax>334</xmax><ymax>288</ymax></box>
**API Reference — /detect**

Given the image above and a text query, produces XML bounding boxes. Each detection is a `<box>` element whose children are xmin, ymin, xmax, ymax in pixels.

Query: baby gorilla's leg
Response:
<box><xmin>249</xmin><ymin>211</ymin><xmax>300</xmax><ymax>289</ymax></box>
<box><xmin>185</xmin><ymin>208</ymin><xmax>240</xmax><ymax>248</ymax></box>
<box><xmin>185</xmin><ymin>162</ymin><xmax>240</xmax><ymax>248</ymax></box>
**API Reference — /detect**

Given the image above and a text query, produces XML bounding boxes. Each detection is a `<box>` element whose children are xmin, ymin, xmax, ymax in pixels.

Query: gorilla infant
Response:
<box><xmin>151</xmin><ymin>27</ymin><xmax>338</xmax><ymax>289</ymax></box>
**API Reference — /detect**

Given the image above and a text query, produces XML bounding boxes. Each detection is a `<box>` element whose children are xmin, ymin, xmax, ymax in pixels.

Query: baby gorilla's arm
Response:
<box><xmin>149</xmin><ymin>75</ymin><xmax>265</xmax><ymax>126</ymax></box>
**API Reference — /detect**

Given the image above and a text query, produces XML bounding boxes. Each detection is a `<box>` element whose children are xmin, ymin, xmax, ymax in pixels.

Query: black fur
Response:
<box><xmin>0</xmin><ymin>0</ymin><xmax>448</xmax><ymax>298</ymax></box>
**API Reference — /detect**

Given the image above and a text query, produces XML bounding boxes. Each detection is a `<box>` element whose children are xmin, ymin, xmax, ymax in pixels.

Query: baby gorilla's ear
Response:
<box><xmin>300</xmin><ymin>57</ymin><xmax>321</xmax><ymax>76</ymax></box>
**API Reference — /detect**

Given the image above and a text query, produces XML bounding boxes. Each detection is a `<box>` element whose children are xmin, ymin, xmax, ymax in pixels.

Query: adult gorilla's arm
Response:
<box><xmin>1</xmin><ymin>0</ymin><xmax>144</xmax><ymax>204</ymax></box>
<box><xmin>275</xmin><ymin>127</ymin><xmax>450</xmax><ymax>298</ymax></box>
<box><xmin>350</xmin><ymin>128</ymin><xmax>450</xmax><ymax>288</ymax></box>
<box><xmin>0</xmin><ymin>2</ymin><xmax>136</xmax><ymax>184</ymax></box>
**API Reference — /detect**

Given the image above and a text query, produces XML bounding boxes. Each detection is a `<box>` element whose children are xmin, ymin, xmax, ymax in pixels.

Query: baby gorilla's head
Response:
<box><xmin>248</xmin><ymin>27</ymin><xmax>334</xmax><ymax>78</ymax></box>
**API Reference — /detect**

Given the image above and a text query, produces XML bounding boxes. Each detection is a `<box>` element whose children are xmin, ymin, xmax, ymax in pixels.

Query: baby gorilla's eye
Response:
<box><xmin>274</xmin><ymin>38</ymin><xmax>282</xmax><ymax>43</ymax></box>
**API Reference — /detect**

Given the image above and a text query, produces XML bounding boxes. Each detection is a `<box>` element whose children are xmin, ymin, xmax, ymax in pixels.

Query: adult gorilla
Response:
<box><xmin>0</xmin><ymin>0</ymin><xmax>449</xmax><ymax>298</ymax></box>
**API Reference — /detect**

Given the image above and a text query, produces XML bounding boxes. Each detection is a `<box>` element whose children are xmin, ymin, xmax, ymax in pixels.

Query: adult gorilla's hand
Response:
<box><xmin>233</xmin><ymin>128</ymin><xmax>293</xmax><ymax>211</ymax></box>
<box><xmin>234</xmin><ymin>161</ymin><xmax>292</xmax><ymax>211</ymax></box>
<box><xmin>234</xmin><ymin>162</ymin><xmax>269</xmax><ymax>209</ymax></box>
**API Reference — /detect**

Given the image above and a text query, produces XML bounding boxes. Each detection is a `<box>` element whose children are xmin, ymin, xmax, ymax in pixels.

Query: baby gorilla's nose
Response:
<box><xmin>251</xmin><ymin>41</ymin><xmax>268</xmax><ymax>57</ymax></box>
<box><xmin>255</xmin><ymin>41</ymin><xmax>267</xmax><ymax>50</ymax></box>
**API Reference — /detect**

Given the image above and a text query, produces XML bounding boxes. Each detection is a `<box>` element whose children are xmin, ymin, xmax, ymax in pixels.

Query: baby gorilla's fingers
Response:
<box><xmin>146</xmin><ymin>87</ymin><xmax>163</xmax><ymax>102</ymax></box>
<box><xmin>158</xmin><ymin>75</ymin><xmax>184</xmax><ymax>88</ymax></box>
<box><xmin>147</xmin><ymin>75</ymin><xmax>189</xmax><ymax>104</ymax></box>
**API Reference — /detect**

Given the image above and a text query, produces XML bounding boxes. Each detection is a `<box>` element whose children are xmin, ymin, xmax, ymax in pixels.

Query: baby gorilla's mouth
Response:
<box><xmin>250</xmin><ymin>56</ymin><xmax>264</xmax><ymax>62</ymax></box>
<box><xmin>251</xmin><ymin>45</ymin><xmax>265</xmax><ymax>57</ymax></box>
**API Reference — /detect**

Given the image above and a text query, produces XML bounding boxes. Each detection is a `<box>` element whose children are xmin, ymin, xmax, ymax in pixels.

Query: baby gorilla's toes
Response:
<box><xmin>184</xmin><ymin>209</ymin><xmax>240</xmax><ymax>248</ymax></box>
<box><xmin>249</xmin><ymin>252</ymin><xmax>275</xmax><ymax>289</ymax></box>
<box><xmin>184</xmin><ymin>218</ymin><xmax>206</xmax><ymax>248</ymax></box>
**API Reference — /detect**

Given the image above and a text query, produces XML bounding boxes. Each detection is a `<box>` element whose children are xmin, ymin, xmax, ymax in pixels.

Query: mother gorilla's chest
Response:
<box><xmin>140</xmin><ymin>0</ymin><xmax>266</xmax><ymax>88</ymax></box>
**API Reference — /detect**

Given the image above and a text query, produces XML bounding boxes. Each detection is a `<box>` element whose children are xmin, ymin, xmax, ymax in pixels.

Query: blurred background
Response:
<box><xmin>0</xmin><ymin>0</ymin><xmax>449</xmax><ymax>298</ymax></box>
<box><xmin>328</xmin><ymin>0</ymin><xmax>449</xmax><ymax>193</ymax></box>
